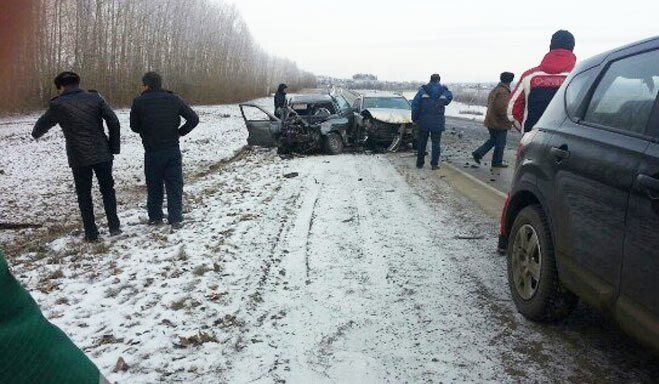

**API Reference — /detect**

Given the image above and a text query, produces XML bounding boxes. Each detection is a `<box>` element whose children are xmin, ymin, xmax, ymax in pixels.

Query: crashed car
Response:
<box><xmin>240</xmin><ymin>94</ymin><xmax>352</xmax><ymax>155</ymax></box>
<box><xmin>352</xmin><ymin>92</ymin><xmax>417</xmax><ymax>151</ymax></box>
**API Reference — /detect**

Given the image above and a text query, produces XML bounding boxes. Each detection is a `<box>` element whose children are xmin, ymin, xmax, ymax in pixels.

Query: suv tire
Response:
<box><xmin>324</xmin><ymin>132</ymin><xmax>344</xmax><ymax>155</ymax></box>
<box><xmin>507</xmin><ymin>205</ymin><xmax>578</xmax><ymax>322</ymax></box>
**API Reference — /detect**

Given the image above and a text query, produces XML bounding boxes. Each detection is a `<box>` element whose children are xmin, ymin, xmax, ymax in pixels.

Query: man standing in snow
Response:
<box><xmin>32</xmin><ymin>71</ymin><xmax>121</xmax><ymax>242</ymax></box>
<box><xmin>472</xmin><ymin>72</ymin><xmax>515</xmax><ymax>168</ymax></box>
<box><xmin>411</xmin><ymin>74</ymin><xmax>453</xmax><ymax>170</ymax></box>
<box><xmin>508</xmin><ymin>30</ymin><xmax>577</xmax><ymax>132</ymax></box>
<box><xmin>274</xmin><ymin>83</ymin><xmax>288</xmax><ymax>118</ymax></box>
<box><xmin>130</xmin><ymin>72</ymin><xmax>199</xmax><ymax>229</ymax></box>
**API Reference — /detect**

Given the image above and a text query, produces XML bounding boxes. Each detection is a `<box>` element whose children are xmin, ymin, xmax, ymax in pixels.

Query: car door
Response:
<box><xmin>618</xmin><ymin>58</ymin><xmax>659</xmax><ymax>344</ymax></box>
<box><xmin>239</xmin><ymin>104</ymin><xmax>281</xmax><ymax>147</ymax></box>
<box><xmin>548</xmin><ymin>50</ymin><xmax>656</xmax><ymax>309</ymax></box>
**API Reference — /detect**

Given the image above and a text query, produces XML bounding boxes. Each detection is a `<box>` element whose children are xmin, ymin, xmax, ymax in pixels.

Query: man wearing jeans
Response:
<box><xmin>130</xmin><ymin>72</ymin><xmax>199</xmax><ymax>229</ymax></box>
<box><xmin>473</xmin><ymin>72</ymin><xmax>515</xmax><ymax>168</ymax></box>
<box><xmin>33</xmin><ymin>72</ymin><xmax>121</xmax><ymax>242</ymax></box>
<box><xmin>411</xmin><ymin>74</ymin><xmax>453</xmax><ymax>170</ymax></box>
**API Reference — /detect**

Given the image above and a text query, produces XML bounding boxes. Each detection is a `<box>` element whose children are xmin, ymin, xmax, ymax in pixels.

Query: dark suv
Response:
<box><xmin>498</xmin><ymin>36</ymin><xmax>659</xmax><ymax>351</ymax></box>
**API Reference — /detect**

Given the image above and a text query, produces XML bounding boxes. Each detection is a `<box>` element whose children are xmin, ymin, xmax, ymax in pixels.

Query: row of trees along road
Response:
<box><xmin>0</xmin><ymin>0</ymin><xmax>316</xmax><ymax>114</ymax></box>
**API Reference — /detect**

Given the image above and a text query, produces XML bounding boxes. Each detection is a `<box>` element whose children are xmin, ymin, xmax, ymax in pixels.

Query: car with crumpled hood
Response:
<box><xmin>240</xmin><ymin>93</ymin><xmax>353</xmax><ymax>155</ymax></box>
<box><xmin>351</xmin><ymin>92</ymin><xmax>417</xmax><ymax>151</ymax></box>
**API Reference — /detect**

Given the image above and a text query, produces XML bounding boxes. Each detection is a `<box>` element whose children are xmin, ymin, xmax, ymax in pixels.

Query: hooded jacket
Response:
<box><xmin>32</xmin><ymin>88</ymin><xmax>120</xmax><ymax>168</ymax></box>
<box><xmin>411</xmin><ymin>82</ymin><xmax>453</xmax><ymax>132</ymax></box>
<box><xmin>508</xmin><ymin>49</ymin><xmax>577</xmax><ymax>132</ymax></box>
<box><xmin>274</xmin><ymin>84</ymin><xmax>288</xmax><ymax>113</ymax></box>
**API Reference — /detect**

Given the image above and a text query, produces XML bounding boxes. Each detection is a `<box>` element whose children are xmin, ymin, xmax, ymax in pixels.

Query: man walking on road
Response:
<box><xmin>508</xmin><ymin>30</ymin><xmax>576</xmax><ymax>132</ymax></box>
<box><xmin>32</xmin><ymin>72</ymin><xmax>121</xmax><ymax>242</ymax></box>
<box><xmin>412</xmin><ymin>74</ymin><xmax>453</xmax><ymax>170</ymax></box>
<box><xmin>473</xmin><ymin>72</ymin><xmax>515</xmax><ymax>168</ymax></box>
<box><xmin>130</xmin><ymin>72</ymin><xmax>199</xmax><ymax>229</ymax></box>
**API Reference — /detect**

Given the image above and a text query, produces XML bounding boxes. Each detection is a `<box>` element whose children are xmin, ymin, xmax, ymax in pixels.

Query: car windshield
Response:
<box><xmin>363</xmin><ymin>97</ymin><xmax>410</xmax><ymax>110</ymax></box>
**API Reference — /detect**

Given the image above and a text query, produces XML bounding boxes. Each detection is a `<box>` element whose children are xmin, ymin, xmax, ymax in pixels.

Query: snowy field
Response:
<box><xmin>402</xmin><ymin>91</ymin><xmax>487</xmax><ymax>122</ymax></box>
<box><xmin>0</xmin><ymin>99</ymin><xmax>656</xmax><ymax>383</ymax></box>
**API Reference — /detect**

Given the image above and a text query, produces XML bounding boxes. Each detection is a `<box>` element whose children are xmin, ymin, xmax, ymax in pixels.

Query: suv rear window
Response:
<box><xmin>583</xmin><ymin>49</ymin><xmax>659</xmax><ymax>134</ymax></box>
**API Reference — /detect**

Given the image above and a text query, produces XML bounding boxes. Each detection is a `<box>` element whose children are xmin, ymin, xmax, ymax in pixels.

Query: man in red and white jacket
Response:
<box><xmin>508</xmin><ymin>30</ymin><xmax>577</xmax><ymax>132</ymax></box>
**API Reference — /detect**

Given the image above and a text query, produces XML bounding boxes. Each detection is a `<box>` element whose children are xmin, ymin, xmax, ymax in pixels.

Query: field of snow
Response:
<box><xmin>1</xmin><ymin>98</ymin><xmax>657</xmax><ymax>383</ymax></box>
<box><xmin>402</xmin><ymin>91</ymin><xmax>487</xmax><ymax>122</ymax></box>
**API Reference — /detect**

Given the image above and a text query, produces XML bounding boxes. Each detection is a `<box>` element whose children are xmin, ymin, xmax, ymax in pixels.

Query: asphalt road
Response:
<box><xmin>441</xmin><ymin>117</ymin><xmax>520</xmax><ymax>194</ymax></box>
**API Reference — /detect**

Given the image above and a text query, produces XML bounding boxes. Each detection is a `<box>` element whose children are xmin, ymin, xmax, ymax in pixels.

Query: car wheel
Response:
<box><xmin>324</xmin><ymin>132</ymin><xmax>344</xmax><ymax>155</ymax></box>
<box><xmin>507</xmin><ymin>205</ymin><xmax>578</xmax><ymax>322</ymax></box>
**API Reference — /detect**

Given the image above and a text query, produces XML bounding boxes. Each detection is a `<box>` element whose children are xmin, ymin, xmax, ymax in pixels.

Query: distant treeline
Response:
<box><xmin>1</xmin><ymin>0</ymin><xmax>316</xmax><ymax>113</ymax></box>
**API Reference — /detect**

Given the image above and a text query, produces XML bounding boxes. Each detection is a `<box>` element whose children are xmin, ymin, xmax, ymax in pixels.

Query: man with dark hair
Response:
<box><xmin>411</xmin><ymin>73</ymin><xmax>453</xmax><ymax>170</ymax></box>
<box><xmin>509</xmin><ymin>30</ymin><xmax>576</xmax><ymax>132</ymax></box>
<box><xmin>130</xmin><ymin>71</ymin><xmax>199</xmax><ymax>229</ymax></box>
<box><xmin>274</xmin><ymin>83</ymin><xmax>288</xmax><ymax>118</ymax></box>
<box><xmin>472</xmin><ymin>72</ymin><xmax>515</xmax><ymax>168</ymax></box>
<box><xmin>32</xmin><ymin>71</ymin><xmax>121</xmax><ymax>242</ymax></box>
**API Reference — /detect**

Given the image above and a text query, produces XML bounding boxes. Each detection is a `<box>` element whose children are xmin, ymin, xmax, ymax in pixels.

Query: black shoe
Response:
<box><xmin>148</xmin><ymin>219</ymin><xmax>164</xmax><ymax>226</ymax></box>
<box><xmin>472</xmin><ymin>152</ymin><xmax>482</xmax><ymax>164</ymax></box>
<box><xmin>84</xmin><ymin>236</ymin><xmax>100</xmax><ymax>243</ymax></box>
<box><xmin>109</xmin><ymin>228</ymin><xmax>122</xmax><ymax>237</ymax></box>
<box><xmin>171</xmin><ymin>222</ymin><xmax>183</xmax><ymax>230</ymax></box>
<box><xmin>431</xmin><ymin>165</ymin><xmax>440</xmax><ymax>170</ymax></box>
<box><xmin>416</xmin><ymin>164</ymin><xmax>423</xmax><ymax>169</ymax></box>
<box><xmin>492</xmin><ymin>163</ymin><xmax>509</xmax><ymax>168</ymax></box>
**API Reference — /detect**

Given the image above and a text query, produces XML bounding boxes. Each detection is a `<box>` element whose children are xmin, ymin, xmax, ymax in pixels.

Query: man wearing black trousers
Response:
<box><xmin>32</xmin><ymin>72</ymin><xmax>121</xmax><ymax>242</ymax></box>
<box><xmin>130</xmin><ymin>72</ymin><xmax>199</xmax><ymax>229</ymax></box>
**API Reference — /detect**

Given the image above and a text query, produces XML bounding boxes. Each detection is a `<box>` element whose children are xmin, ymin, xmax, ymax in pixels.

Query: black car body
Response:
<box><xmin>240</xmin><ymin>93</ymin><xmax>353</xmax><ymax>155</ymax></box>
<box><xmin>498</xmin><ymin>36</ymin><xmax>659</xmax><ymax>351</ymax></box>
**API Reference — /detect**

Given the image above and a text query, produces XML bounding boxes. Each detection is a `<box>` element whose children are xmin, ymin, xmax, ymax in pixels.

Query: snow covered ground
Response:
<box><xmin>1</xmin><ymin>100</ymin><xmax>657</xmax><ymax>383</ymax></box>
<box><xmin>402</xmin><ymin>91</ymin><xmax>486</xmax><ymax>122</ymax></box>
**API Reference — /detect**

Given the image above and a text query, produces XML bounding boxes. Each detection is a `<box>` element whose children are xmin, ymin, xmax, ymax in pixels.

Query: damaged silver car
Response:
<box><xmin>351</xmin><ymin>92</ymin><xmax>417</xmax><ymax>152</ymax></box>
<box><xmin>240</xmin><ymin>94</ymin><xmax>352</xmax><ymax>155</ymax></box>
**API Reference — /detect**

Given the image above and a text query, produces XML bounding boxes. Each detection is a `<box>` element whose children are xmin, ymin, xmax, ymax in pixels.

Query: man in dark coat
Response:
<box><xmin>411</xmin><ymin>74</ymin><xmax>453</xmax><ymax>170</ymax></box>
<box><xmin>32</xmin><ymin>71</ymin><xmax>121</xmax><ymax>242</ymax></box>
<box><xmin>473</xmin><ymin>72</ymin><xmax>515</xmax><ymax>168</ymax></box>
<box><xmin>274</xmin><ymin>83</ymin><xmax>288</xmax><ymax>118</ymax></box>
<box><xmin>130</xmin><ymin>72</ymin><xmax>199</xmax><ymax>228</ymax></box>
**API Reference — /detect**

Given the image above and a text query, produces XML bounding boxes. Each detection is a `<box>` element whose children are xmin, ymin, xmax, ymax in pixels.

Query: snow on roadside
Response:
<box><xmin>402</xmin><ymin>91</ymin><xmax>486</xmax><ymax>122</ymax></box>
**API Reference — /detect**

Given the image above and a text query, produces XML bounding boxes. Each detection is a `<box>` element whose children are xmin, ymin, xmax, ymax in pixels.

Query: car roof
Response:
<box><xmin>289</xmin><ymin>94</ymin><xmax>334</xmax><ymax>103</ymax></box>
<box><xmin>578</xmin><ymin>35</ymin><xmax>659</xmax><ymax>69</ymax></box>
<box><xmin>360</xmin><ymin>92</ymin><xmax>405</xmax><ymax>98</ymax></box>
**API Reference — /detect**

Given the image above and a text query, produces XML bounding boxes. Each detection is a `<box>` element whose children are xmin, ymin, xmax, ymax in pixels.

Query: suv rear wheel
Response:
<box><xmin>324</xmin><ymin>132</ymin><xmax>344</xmax><ymax>155</ymax></box>
<box><xmin>507</xmin><ymin>205</ymin><xmax>578</xmax><ymax>322</ymax></box>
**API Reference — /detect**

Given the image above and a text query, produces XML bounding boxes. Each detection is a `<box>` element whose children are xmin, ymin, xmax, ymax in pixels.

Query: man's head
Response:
<box><xmin>430</xmin><ymin>74</ymin><xmax>441</xmax><ymax>83</ymax></box>
<box><xmin>53</xmin><ymin>72</ymin><xmax>80</xmax><ymax>94</ymax></box>
<box><xmin>142</xmin><ymin>71</ymin><xmax>162</xmax><ymax>92</ymax></box>
<box><xmin>500</xmin><ymin>72</ymin><xmax>515</xmax><ymax>84</ymax></box>
<box><xmin>278</xmin><ymin>83</ymin><xmax>288</xmax><ymax>94</ymax></box>
<box><xmin>550</xmin><ymin>30</ymin><xmax>575</xmax><ymax>51</ymax></box>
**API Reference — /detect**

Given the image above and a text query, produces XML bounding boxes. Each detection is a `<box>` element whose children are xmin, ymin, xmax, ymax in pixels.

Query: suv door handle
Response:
<box><xmin>637</xmin><ymin>174</ymin><xmax>659</xmax><ymax>195</ymax></box>
<box><xmin>550</xmin><ymin>146</ymin><xmax>570</xmax><ymax>161</ymax></box>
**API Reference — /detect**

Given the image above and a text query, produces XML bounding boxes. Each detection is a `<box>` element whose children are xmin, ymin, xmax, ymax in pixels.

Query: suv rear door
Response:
<box><xmin>239</xmin><ymin>104</ymin><xmax>281</xmax><ymax>147</ymax></box>
<box><xmin>548</xmin><ymin>49</ymin><xmax>656</xmax><ymax>309</ymax></box>
<box><xmin>618</xmin><ymin>52</ymin><xmax>659</xmax><ymax>347</ymax></box>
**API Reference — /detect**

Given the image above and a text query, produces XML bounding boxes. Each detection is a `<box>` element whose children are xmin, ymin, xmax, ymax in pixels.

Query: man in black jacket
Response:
<box><xmin>274</xmin><ymin>83</ymin><xmax>287</xmax><ymax>118</ymax></box>
<box><xmin>130</xmin><ymin>72</ymin><xmax>199</xmax><ymax>228</ymax></box>
<box><xmin>32</xmin><ymin>72</ymin><xmax>121</xmax><ymax>242</ymax></box>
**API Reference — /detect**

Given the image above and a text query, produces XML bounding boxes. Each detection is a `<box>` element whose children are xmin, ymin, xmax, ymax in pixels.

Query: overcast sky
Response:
<box><xmin>225</xmin><ymin>0</ymin><xmax>657</xmax><ymax>83</ymax></box>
